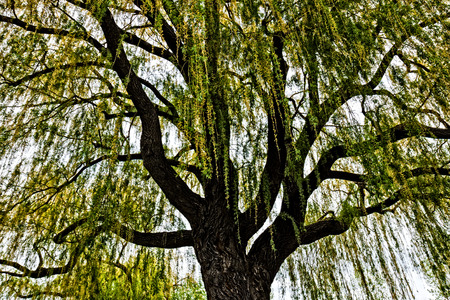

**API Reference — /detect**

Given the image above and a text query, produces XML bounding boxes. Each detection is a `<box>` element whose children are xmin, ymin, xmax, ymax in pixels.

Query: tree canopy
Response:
<box><xmin>0</xmin><ymin>0</ymin><xmax>449</xmax><ymax>299</ymax></box>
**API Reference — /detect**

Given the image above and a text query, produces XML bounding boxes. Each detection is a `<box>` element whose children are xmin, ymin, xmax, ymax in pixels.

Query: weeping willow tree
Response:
<box><xmin>0</xmin><ymin>0</ymin><xmax>449</xmax><ymax>298</ymax></box>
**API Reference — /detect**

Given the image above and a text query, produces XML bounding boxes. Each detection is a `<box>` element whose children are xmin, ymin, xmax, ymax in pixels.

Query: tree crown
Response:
<box><xmin>0</xmin><ymin>0</ymin><xmax>449</xmax><ymax>298</ymax></box>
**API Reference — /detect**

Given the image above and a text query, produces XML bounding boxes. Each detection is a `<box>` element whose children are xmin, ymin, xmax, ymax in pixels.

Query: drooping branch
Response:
<box><xmin>249</xmin><ymin>185</ymin><xmax>447</xmax><ymax>282</ymax></box>
<box><xmin>61</xmin><ymin>152</ymin><xmax>201</xmax><ymax>192</ymax></box>
<box><xmin>53</xmin><ymin>216</ymin><xmax>194</xmax><ymax>248</ymax></box>
<box><xmin>0</xmin><ymin>14</ymin><xmax>105</xmax><ymax>52</ymax></box>
<box><xmin>114</xmin><ymin>225</ymin><xmax>193</xmax><ymax>248</ymax></box>
<box><xmin>291</xmin><ymin>189</ymin><xmax>412</xmax><ymax>245</ymax></box>
<box><xmin>372</xmin><ymin>89</ymin><xmax>450</xmax><ymax>128</ymax></box>
<box><xmin>0</xmin><ymin>241</ymin><xmax>86</xmax><ymax>278</ymax></box>
<box><xmin>327</xmin><ymin>167</ymin><xmax>450</xmax><ymax>183</ymax></box>
<box><xmin>122</xmin><ymin>31</ymin><xmax>175</xmax><ymax>62</ymax></box>
<box><xmin>0</xmin><ymin>223</ymin><xmax>107</xmax><ymax>279</ymax></box>
<box><xmin>132</xmin><ymin>0</ymin><xmax>189</xmax><ymax>80</ymax></box>
<box><xmin>296</xmin><ymin>84</ymin><xmax>358</xmax><ymax>160</ymax></box>
<box><xmin>107</xmin><ymin>260</ymin><xmax>132</xmax><ymax>283</ymax></box>
<box><xmin>138</xmin><ymin>76</ymin><xmax>179</xmax><ymax>119</ymax></box>
<box><xmin>18</xmin><ymin>292</ymin><xmax>66</xmax><ymax>299</ymax></box>
<box><xmin>239</xmin><ymin>32</ymin><xmax>289</xmax><ymax>241</ymax></box>
<box><xmin>298</xmin><ymin>12</ymin><xmax>450</xmax><ymax>155</ymax></box>
<box><xmin>366</xmin><ymin>12</ymin><xmax>450</xmax><ymax>90</ymax></box>
<box><xmin>1</xmin><ymin>61</ymin><xmax>108</xmax><ymax>87</ymax></box>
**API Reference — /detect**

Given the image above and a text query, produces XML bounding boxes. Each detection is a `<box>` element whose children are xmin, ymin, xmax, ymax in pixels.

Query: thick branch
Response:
<box><xmin>53</xmin><ymin>216</ymin><xmax>193</xmax><ymax>248</ymax></box>
<box><xmin>115</xmin><ymin>226</ymin><xmax>193</xmax><ymax>248</ymax></box>
<box><xmin>97</xmin><ymin>8</ymin><xmax>202</xmax><ymax>222</ymax></box>
<box><xmin>307</xmin><ymin>124</ymin><xmax>450</xmax><ymax>192</ymax></box>
<box><xmin>249</xmin><ymin>185</ymin><xmax>446</xmax><ymax>282</ymax></box>
<box><xmin>328</xmin><ymin>167</ymin><xmax>450</xmax><ymax>183</ymax></box>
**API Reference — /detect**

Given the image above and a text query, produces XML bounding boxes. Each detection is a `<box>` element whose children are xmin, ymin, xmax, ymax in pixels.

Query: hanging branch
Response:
<box><xmin>298</xmin><ymin>12</ymin><xmax>450</xmax><ymax>153</ymax></box>
<box><xmin>371</xmin><ymin>89</ymin><xmax>450</xmax><ymax>129</ymax></box>
<box><xmin>327</xmin><ymin>167</ymin><xmax>450</xmax><ymax>183</ymax></box>
<box><xmin>132</xmin><ymin>0</ymin><xmax>189</xmax><ymax>81</ymax></box>
<box><xmin>239</xmin><ymin>32</ymin><xmax>289</xmax><ymax>242</ymax></box>
<box><xmin>17</xmin><ymin>292</ymin><xmax>66</xmax><ymax>299</ymax></box>
<box><xmin>248</xmin><ymin>184</ymin><xmax>448</xmax><ymax>282</ymax></box>
<box><xmin>122</xmin><ymin>31</ymin><xmax>175</xmax><ymax>62</ymax></box>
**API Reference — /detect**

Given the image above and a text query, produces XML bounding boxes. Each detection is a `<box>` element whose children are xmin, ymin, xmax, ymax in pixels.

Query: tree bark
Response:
<box><xmin>192</xmin><ymin>204</ymin><xmax>272</xmax><ymax>300</ymax></box>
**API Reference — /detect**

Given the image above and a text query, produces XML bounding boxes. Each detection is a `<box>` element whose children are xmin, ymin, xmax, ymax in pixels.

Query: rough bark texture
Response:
<box><xmin>192</xmin><ymin>202</ymin><xmax>272</xmax><ymax>300</ymax></box>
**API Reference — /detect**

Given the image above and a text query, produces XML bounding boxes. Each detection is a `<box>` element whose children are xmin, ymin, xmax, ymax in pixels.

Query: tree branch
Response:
<box><xmin>138</xmin><ymin>77</ymin><xmax>179</xmax><ymax>119</ymax></box>
<box><xmin>239</xmin><ymin>33</ymin><xmax>289</xmax><ymax>242</ymax></box>
<box><xmin>327</xmin><ymin>167</ymin><xmax>450</xmax><ymax>183</ymax></box>
<box><xmin>372</xmin><ymin>89</ymin><xmax>450</xmax><ymax>128</ymax></box>
<box><xmin>0</xmin><ymin>14</ymin><xmax>105</xmax><ymax>52</ymax></box>
<box><xmin>249</xmin><ymin>185</ymin><xmax>447</xmax><ymax>281</ymax></box>
<box><xmin>306</xmin><ymin>124</ymin><xmax>450</xmax><ymax>192</ymax></box>
<box><xmin>0</xmin><ymin>241</ymin><xmax>87</xmax><ymax>278</ymax></box>
<box><xmin>96</xmin><ymin>8</ymin><xmax>203</xmax><ymax>223</ymax></box>
<box><xmin>17</xmin><ymin>292</ymin><xmax>66</xmax><ymax>299</ymax></box>
<box><xmin>297</xmin><ymin>12</ymin><xmax>450</xmax><ymax>156</ymax></box>
<box><xmin>366</xmin><ymin>12</ymin><xmax>450</xmax><ymax>90</ymax></box>
<box><xmin>122</xmin><ymin>31</ymin><xmax>175</xmax><ymax>61</ymax></box>
<box><xmin>53</xmin><ymin>216</ymin><xmax>194</xmax><ymax>248</ymax></box>
<box><xmin>132</xmin><ymin>0</ymin><xmax>189</xmax><ymax>80</ymax></box>
<box><xmin>115</xmin><ymin>225</ymin><xmax>193</xmax><ymax>248</ymax></box>
<box><xmin>2</xmin><ymin>61</ymin><xmax>108</xmax><ymax>87</ymax></box>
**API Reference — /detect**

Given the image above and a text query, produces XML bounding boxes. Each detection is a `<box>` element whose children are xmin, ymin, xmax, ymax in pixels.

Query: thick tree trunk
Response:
<box><xmin>194</xmin><ymin>238</ymin><xmax>272</xmax><ymax>299</ymax></box>
<box><xmin>192</xmin><ymin>205</ymin><xmax>272</xmax><ymax>300</ymax></box>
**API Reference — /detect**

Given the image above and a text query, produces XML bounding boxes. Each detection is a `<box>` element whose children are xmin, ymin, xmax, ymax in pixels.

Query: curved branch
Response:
<box><xmin>118</xmin><ymin>153</ymin><xmax>202</xmax><ymax>180</ymax></box>
<box><xmin>107</xmin><ymin>260</ymin><xmax>132</xmax><ymax>283</ymax></box>
<box><xmin>366</xmin><ymin>12</ymin><xmax>450</xmax><ymax>90</ymax></box>
<box><xmin>373</xmin><ymin>89</ymin><xmax>449</xmax><ymax>128</ymax></box>
<box><xmin>249</xmin><ymin>185</ymin><xmax>446</xmax><ymax>281</ymax></box>
<box><xmin>54</xmin><ymin>216</ymin><xmax>193</xmax><ymax>248</ymax></box>
<box><xmin>306</xmin><ymin>124</ymin><xmax>450</xmax><ymax>192</ymax></box>
<box><xmin>97</xmin><ymin>7</ymin><xmax>203</xmax><ymax>222</ymax></box>
<box><xmin>132</xmin><ymin>0</ymin><xmax>189</xmax><ymax>80</ymax></box>
<box><xmin>123</xmin><ymin>31</ymin><xmax>175</xmax><ymax>62</ymax></box>
<box><xmin>0</xmin><ymin>242</ymin><xmax>85</xmax><ymax>278</ymax></box>
<box><xmin>0</xmin><ymin>14</ymin><xmax>105</xmax><ymax>52</ymax></box>
<box><xmin>115</xmin><ymin>225</ymin><xmax>193</xmax><ymax>248</ymax></box>
<box><xmin>298</xmin><ymin>12</ymin><xmax>450</xmax><ymax>156</ymax></box>
<box><xmin>3</xmin><ymin>61</ymin><xmax>108</xmax><ymax>87</ymax></box>
<box><xmin>18</xmin><ymin>292</ymin><xmax>66</xmax><ymax>299</ymax></box>
<box><xmin>138</xmin><ymin>77</ymin><xmax>179</xmax><ymax>119</ymax></box>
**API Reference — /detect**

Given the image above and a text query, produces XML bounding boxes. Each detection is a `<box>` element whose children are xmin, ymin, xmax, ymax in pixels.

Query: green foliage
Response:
<box><xmin>0</xmin><ymin>0</ymin><xmax>448</xmax><ymax>298</ymax></box>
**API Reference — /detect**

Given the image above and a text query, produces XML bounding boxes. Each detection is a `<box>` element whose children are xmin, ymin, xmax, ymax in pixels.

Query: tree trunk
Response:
<box><xmin>192</xmin><ymin>207</ymin><xmax>272</xmax><ymax>300</ymax></box>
